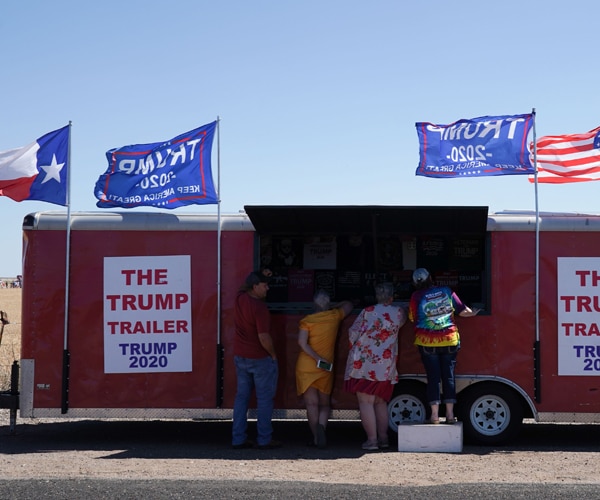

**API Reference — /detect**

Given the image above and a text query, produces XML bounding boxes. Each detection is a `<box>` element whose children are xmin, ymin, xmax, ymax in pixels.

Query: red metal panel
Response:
<box><xmin>23</xmin><ymin>225</ymin><xmax>254</xmax><ymax>410</ymax></box>
<box><xmin>535</xmin><ymin>231</ymin><xmax>600</xmax><ymax>413</ymax></box>
<box><xmin>23</xmin><ymin>212</ymin><xmax>600</xmax><ymax>418</ymax></box>
<box><xmin>396</xmin><ymin>230</ymin><xmax>538</xmax><ymax>399</ymax></box>
<box><xmin>21</xmin><ymin>230</ymin><xmax>67</xmax><ymax>409</ymax></box>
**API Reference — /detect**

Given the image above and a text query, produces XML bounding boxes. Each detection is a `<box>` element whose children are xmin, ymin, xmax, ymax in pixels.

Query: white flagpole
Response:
<box><xmin>61</xmin><ymin>121</ymin><xmax>73</xmax><ymax>413</ymax></box>
<box><xmin>532</xmin><ymin>108</ymin><xmax>542</xmax><ymax>403</ymax></box>
<box><xmin>216</xmin><ymin>117</ymin><xmax>223</xmax><ymax>407</ymax></box>
<box><xmin>216</xmin><ymin>116</ymin><xmax>221</xmax><ymax>344</ymax></box>
<box><xmin>533</xmin><ymin>108</ymin><xmax>539</xmax><ymax>342</ymax></box>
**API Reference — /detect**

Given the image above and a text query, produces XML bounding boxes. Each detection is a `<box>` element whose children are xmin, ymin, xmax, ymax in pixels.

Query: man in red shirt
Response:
<box><xmin>232</xmin><ymin>271</ymin><xmax>281</xmax><ymax>450</ymax></box>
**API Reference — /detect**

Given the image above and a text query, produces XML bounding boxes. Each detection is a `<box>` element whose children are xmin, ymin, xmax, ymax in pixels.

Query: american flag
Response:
<box><xmin>529</xmin><ymin>126</ymin><xmax>600</xmax><ymax>183</ymax></box>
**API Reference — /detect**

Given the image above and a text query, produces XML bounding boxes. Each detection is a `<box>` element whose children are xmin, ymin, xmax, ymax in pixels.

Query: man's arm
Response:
<box><xmin>258</xmin><ymin>332</ymin><xmax>277</xmax><ymax>360</ymax></box>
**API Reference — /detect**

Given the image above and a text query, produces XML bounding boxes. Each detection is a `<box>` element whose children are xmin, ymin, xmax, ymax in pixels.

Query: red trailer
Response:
<box><xmin>12</xmin><ymin>206</ymin><xmax>600</xmax><ymax>444</ymax></box>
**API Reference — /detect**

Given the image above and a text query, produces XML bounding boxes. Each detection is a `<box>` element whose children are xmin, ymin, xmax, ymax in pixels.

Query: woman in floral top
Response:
<box><xmin>344</xmin><ymin>283</ymin><xmax>406</xmax><ymax>450</ymax></box>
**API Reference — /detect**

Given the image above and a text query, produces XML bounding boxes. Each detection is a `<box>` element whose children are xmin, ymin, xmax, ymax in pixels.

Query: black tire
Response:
<box><xmin>387</xmin><ymin>380</ymin><xmax>428</xmax><ymax>432</ymax></box>
<box><xmin>457</xmin><ymin>382</ymin><xmax>524</xmax><ymax>445</ymax></box>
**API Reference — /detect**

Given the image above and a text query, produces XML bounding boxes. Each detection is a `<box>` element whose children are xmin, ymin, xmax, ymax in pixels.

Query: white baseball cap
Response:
<box><xmin>412</xmin><ymin>268</ymin><xmax>430</xmax><ymax>284</ymax></box>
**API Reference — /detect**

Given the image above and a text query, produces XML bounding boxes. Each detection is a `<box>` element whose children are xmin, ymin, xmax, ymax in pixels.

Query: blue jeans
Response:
<box><xmin>232</xmin><ymin>356</ymin><xmax>278</xmax><ymax>446</ymax></box>
<box><xmin>418</xmin><ymin>345</ymin><xmax>459</xmax><ymax>405</ymax></box>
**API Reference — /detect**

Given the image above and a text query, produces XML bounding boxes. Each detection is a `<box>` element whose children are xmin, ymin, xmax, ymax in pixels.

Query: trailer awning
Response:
<box><xmin>244</xmin><ymin>205</ymin><xmax>489</xmax><ymax>235</ymax></box>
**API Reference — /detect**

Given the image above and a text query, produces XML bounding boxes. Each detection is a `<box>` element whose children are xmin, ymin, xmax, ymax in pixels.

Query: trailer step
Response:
<box><xmin>397</xmin><ymin>422</ymin><xmax>463</xmax><ymax>453</ymax></box>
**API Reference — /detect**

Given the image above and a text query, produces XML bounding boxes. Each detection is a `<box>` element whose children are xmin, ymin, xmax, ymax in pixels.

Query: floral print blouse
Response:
<box><xmin>344</xmin><ymin>303</ymin><xmax>406</xmax><ymax>383</ymax></box>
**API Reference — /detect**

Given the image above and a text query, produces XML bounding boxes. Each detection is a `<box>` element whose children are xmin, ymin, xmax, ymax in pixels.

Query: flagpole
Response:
<box><xmin>215</xmin><ymin>116</ymin><xmax>224</xmax><ymax>407</ymax></box>
<box><xmin>61</xmin><ymin>121</ymin><xmax>73</xmax><ymax>414</ymax></box>
<box><xmin>532</xmin><ymin>108</ymin><xmax>542</xmax><ymax>404</ymax></box>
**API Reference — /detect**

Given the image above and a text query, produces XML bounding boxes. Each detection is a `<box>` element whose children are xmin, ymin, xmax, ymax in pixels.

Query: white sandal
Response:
<box><xmin>362</xmin><ymin>440</ymin><xmax>379</xmax><ymax>451</ymax></box>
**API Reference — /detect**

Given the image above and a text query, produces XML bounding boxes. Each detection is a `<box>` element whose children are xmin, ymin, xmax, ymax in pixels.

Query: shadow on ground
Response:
<box><xmin>1</xmin><ymin>418</ymin><xmax>600</xmax><ymax>460</ymax></box>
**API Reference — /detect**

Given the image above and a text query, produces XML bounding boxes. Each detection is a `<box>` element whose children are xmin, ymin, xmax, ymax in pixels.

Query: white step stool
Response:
<box><xmin>397</xmin><ymin>422</ymin><xmax>463</xmax><ymax>453</ymax></box>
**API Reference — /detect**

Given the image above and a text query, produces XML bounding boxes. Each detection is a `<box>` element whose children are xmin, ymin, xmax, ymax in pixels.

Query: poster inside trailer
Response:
<box><xmin>558</xmin><ymin>257</ymin><xmax>600</xmax><ymax>376</ymax></box>
<box><xmin>103</xmin><ymin>255</ymin><xmax>192</xmax><ymax>373</ymax></box>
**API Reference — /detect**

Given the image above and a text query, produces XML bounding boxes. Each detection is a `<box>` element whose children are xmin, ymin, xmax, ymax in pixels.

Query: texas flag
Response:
<box><xmin>0</xmin><ymin>125</ymin><xmax>70</xmax><ymax>206</ymax></box>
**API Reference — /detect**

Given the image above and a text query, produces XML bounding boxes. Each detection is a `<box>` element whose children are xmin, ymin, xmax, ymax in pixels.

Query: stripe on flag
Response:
<box><xmin>530</xmin><ymin>126</ymin><xmax>600</xmax><ymax>183</ymax></box>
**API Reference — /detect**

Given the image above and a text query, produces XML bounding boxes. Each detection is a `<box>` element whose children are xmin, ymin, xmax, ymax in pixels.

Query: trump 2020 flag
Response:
<box><xmin>0</xmin><ymin>125</ymin><xmax>69</xmax><ymax>206</ymax></box>
<box><xmin>530</xmin><ymin>126</ymin><xmax>600</xmax><ymax>183</ymax></box>
<box><xmin>415</xmin><ymin>114</ymin><xmax>534</xmax><ymax>178</ymax></box>
<box><xmin>94</xmin><ymin>121</ymin><xmax>217</xmax><ymax>208</ymax></box>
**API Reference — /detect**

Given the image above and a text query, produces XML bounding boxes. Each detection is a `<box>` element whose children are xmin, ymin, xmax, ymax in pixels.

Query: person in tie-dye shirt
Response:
<box><xmin>409</xmin><ymin>268</ymin><xmax>480</xmax><ymax>425</ymax></box>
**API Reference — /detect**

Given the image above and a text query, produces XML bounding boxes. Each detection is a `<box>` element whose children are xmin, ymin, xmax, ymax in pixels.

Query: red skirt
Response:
<box><xmin>344</xmin><ymin>378</ymin><xmax>394</xmax><ymax>402</ymax></box>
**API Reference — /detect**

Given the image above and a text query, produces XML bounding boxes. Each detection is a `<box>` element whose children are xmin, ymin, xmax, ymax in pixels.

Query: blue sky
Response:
<box><xmin>1</xmin><ymin>0</ymin><xmax>599</xmax><ymax>277</ymax></box>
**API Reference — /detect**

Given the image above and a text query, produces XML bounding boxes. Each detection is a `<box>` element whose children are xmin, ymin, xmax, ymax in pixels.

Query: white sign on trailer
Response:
<box><xmin>103</xmin><ymin>255</ymin><xmax>192</xmax><ymax>373</ymax></box>
<box><xmin>558</xmin><ymin>257</ymin><xmax>600</xmax><ymax>376</ymax></box>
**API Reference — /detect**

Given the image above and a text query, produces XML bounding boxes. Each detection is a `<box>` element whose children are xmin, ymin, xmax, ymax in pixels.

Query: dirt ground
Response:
<box><xmin>1</xmin><ymin>414</ymin><xmax>599</xmax><ymax>487</ymax></box>
<box><xmin>2</xmin><ymin>289</ymin><xmax>599</xmax><ymax>488</ymax></box>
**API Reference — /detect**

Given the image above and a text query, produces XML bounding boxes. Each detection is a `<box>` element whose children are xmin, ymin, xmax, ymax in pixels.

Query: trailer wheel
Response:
<box><xmin>387</xmin><ymin>380</ymin><xmax>428</xmax><ymax>432</ymax></box>
<box><xmin>457</xmin><ymin>383</ymin><xmax>523</xmax><ymax>445</ymax></box>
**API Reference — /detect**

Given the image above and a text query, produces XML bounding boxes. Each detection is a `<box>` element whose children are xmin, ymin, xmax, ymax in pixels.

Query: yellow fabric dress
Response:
<box><xmin>295</xmin><ymin>308</ymin><xmax>345</xmax><ymax>395</ymax></box>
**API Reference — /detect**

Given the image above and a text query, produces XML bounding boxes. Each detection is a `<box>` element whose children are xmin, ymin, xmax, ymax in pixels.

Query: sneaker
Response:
<box><xmin>257</xmin><ymin>440</ymin><xmax>282</xmax><ymax>450</ymax></box>
<box><xmin>362</xmin><ymin>440</ymin><xmax>379</xmax><ymax>451</ymax></box>
<box><xmin>232</xmin><ymin>440</ymin><xmax>254</xmax><ymax>449</ymax></box>
<box><xmin>316</xmin><ymin>424</ymin><xmax>327</xmax><ymax>449</ymax></box>
<box><xmin>378</xmin><ymin>440</ymin><xmax>390</xmax><ymax>449</ymax></box>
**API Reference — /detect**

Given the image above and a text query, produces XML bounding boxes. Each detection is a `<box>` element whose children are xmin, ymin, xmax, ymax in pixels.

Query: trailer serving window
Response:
<box><xmin>244</xmin><ymin>206</ymin><xmax>489</xmax><ymax>311</ymax></box>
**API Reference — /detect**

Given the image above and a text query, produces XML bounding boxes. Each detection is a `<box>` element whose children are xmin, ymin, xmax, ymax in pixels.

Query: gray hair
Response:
<box><xmin>313</xmin><ymin>289</ymin><xmax>331</xmax><ymax>312</ymax></box>
<box><xmin>374</xmin><ymin>282</ymin><xmax>394</xmax><ymax>304</ymax></box>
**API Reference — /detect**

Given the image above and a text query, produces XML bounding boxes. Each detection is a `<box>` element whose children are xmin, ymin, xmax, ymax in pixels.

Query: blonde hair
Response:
<box><xmin>313</xmin><ymin>289</ymin><xmax>331</xmax><ymax>312</ymax></box>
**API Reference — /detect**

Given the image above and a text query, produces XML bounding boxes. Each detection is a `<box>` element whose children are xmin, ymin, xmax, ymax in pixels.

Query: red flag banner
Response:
<box><xmin>529</xmin><ymin>126</ymin><xmax>600</xmax><ymax>183</ymax></box>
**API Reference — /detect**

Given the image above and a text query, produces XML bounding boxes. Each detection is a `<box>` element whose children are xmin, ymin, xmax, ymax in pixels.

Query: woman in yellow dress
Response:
<box><xmin>296</xmin><ymin>290</ymin><xmax>353</xmax><ymax>448</ymax></box>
